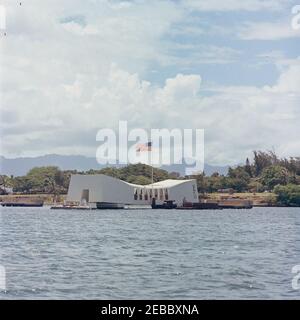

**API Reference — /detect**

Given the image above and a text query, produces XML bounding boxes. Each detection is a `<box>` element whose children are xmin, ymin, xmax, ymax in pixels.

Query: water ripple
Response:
<box><xmin>0</xmin><ymin>206</ymin><xmax>300</xmax><ymax>299</ymax></box>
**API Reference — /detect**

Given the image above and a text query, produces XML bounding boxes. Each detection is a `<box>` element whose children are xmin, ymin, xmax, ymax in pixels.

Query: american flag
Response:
<box><xmin>136</xmin><ymin>141</ymin><xmax>152</xmax><ymax>152</ymax></box>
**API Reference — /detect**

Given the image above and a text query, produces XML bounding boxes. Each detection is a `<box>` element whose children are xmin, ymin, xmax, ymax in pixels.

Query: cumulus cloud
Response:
<box><xmin>0</xmin><ymin>0</ymin><xmax>299</xmax><ymax>165</ymax></box>
<box><xmin>265</xmin><ymin>62</ymin><xmax>300</xmax><ymax>92</ymax></box>
<box><xmin>2</xmin><ymin>60</ymin><xmax>300</xmax><ymax>164</ymax></box>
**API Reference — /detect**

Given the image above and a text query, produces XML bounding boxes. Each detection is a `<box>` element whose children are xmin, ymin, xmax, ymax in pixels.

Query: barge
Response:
<box><xmin>1</xmin><ymin>201</ymin><xmax>44</xmax><ymax>207</ymax></box>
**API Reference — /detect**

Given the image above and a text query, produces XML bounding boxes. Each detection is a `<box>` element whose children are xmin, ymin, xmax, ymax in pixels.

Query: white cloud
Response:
<box><xmin>239</xmin><ymin>21</ymin><xmax>300</xmax><ymax>40</ymax></box>
<box><xmin>1</xmin><ymin>0</ymin><xmax>299</xmax><ymax>165</ymax></box>
<box><xmin>2</xmin><ymin>61</ymin><xmax>300</xmax><ymax>165</ymax></box>
<box><xmin>264</xmin><ymin>61</ymin><xmax>300</xmax><ymax>92</ymax></box>
<box><xmin>183</xmin><ymin>0</ymin><xmax>289</xmax><ymax>12</ymax></box>
<box><xmin>61</xmin><ymin>21</ymin><xmax>98</xmax><ymax>36</ymax></box>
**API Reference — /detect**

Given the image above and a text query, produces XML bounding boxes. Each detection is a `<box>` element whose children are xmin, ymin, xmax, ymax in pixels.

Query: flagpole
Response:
<box><xmin>151</xmin><ymin>156</ymin><xmax>153</xmax><ymax>202</ymax></box>
<box><xmin>151</xmin><ymin>143</ymin><xmax>153</xmax><ymax>203</ymax></box>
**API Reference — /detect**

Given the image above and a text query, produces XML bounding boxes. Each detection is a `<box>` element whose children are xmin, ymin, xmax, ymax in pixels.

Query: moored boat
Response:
<box><xmin>1</xmin><ymin>201</ymin><xmax>44</xmax><ymax>207</ymax></box>
<box><xmin>151</xmin><ymin>199</ymin><xmax>177</xmax><ymax>209</ymax></box>
<box><xmin>50</xmin><ymin>204</ymin><xmax>94</xmax><ymax>210</ymax></box>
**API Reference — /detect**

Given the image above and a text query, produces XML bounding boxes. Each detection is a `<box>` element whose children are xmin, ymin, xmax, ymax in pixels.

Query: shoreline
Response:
<box><xmin>1</xmin><ymin>192</ymin><xmax>298</xmax><ymax>208</ymax></box>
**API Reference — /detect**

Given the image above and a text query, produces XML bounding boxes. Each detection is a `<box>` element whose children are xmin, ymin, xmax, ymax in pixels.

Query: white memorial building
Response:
<box><xmin>67</xmin><ymin>174</ymin><xmax>198</xmax><ymax>208</ymax></box>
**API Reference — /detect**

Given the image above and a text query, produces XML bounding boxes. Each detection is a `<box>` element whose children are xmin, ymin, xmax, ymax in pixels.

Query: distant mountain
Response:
<box><xmin>0</xmin><ymin>155</ymin><xmax>103</xmax><ymax>176</ymax></box>
<box><xmin>161</xmin><ymin>162</ymin><xmax>229</xmax><ymax>176</ymax></box>
<box><xmin>0</xmin><ymin>154</ymin><xmax>229</xmax><ymax>177</ymax></box>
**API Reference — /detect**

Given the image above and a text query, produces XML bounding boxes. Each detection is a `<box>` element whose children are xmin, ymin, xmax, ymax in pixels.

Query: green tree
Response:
<box><xmin>227</xmin><ymin>166</ymin><xmax>251</xmax><ymax>192</ymax></box>
<box><xmin>245</xmin><ymin>157</ymin><xmax>252</xmax><ymax>177</ymax></box>
<box><xmin>274</xmin><ymin>184</ymin><xmax>300</xmax><ymax>206</ymax></box>
<box><xmin>127</xmin><ymin>175</ymin><xmax>152</xmax><ymax>185</ymax></box>
<box><xmin>207</xmin><ymin>173</ymin><xmax>228</xmax><ymax>192</ymax></box>
<box><xmin>248</xmin><ymin>180</ymin><xmax>264</xmax><ymax>192</ymax></box>
<box><xmin>253</xmin><ymin>150</ymin><xmax>278</xmax><ymax>176</ymax></box>
<box><xmin>26</xmin><ymin>166</ymin><xmax>61</xmax><ymax>193</ymax></box>
<box><xmin>260</xmin><ymin>165</ymin><xmax>290</xmax><ymax>190</ymax></box>
<box><xmin>12</xmin><ymin>176</ymin><xmax>33</xmax><ymax>193</ymax></box>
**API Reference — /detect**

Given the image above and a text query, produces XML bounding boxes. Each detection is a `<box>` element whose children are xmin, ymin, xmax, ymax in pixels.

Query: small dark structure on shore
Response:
<box><xmin>1</xmin><ymin>201</ymin><xmax>44</xmax><ymax>207</ymax></box>
<box><xmin>151</xmin><ymin>198</ymin><xmax>177</xmax><ymax>209</ymax></box>
<box><xmin>51</xmin><ymin>204</ymin><xmax>93</xmax><ymax>210</ymax></box>
<box><xmin>177</xmin><ymin>202</ymin><xmax>220</xmax><ymax>210</ymax></box>
<box><xmin>176</xmin><ymin>198</ymin><xmax>253</xmax><ymax>210</ymax></box>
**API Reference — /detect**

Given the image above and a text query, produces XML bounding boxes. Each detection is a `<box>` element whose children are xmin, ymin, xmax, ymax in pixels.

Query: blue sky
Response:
<box><xmin>146</xmin><ymin>1</ymin><xmax>300</xmax><ymax>87</ymax></box>
<box><xmin>1</xmin><ymin>0</ymin><xmax>300</xmax><ymax>165</ymax></box>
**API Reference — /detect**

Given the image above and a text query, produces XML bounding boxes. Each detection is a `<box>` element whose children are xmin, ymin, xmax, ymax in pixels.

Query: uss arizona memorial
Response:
<box><xmin>67</xmin><ymin>174</ymin><xmax>198</xmax><ymax>209</ymax></box>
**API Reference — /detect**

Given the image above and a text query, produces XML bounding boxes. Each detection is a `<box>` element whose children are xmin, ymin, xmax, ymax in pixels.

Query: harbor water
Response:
<box><xmin>0</xmin><ymin>206</ymin><xmax>300</xmax><ymax>299</ymax></box>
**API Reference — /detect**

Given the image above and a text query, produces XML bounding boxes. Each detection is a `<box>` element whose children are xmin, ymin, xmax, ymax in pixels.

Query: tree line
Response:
<box><xmin>1</xmin><ymin>150</ymin><xmax>300</xmax><ymax>206</ymax></box>
<box><xmin>192</xmin><ymin>151</ymin><xmax>300</xmax><ymax>193</ymax></box>
<box><xmin>0</xmin><ymin>164</ymin><xmax>178</xmax><ymax>195</ymax></box>
<box><xmin>189</xmin><ymin>150</ymin><xmax>300</xmax><ymax>206</ymax></box>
